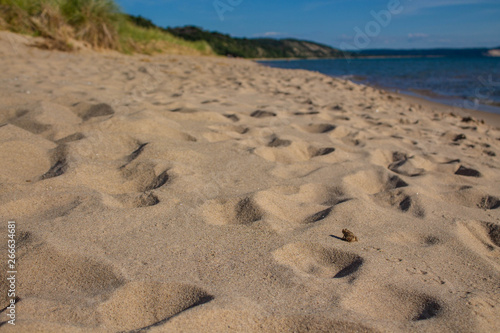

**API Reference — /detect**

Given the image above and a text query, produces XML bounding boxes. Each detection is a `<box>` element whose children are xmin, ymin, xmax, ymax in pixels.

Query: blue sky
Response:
<box><xmin>116</xmin><ymin>0</ymin><xmax>500</xmax><ymax>50</ymax></box>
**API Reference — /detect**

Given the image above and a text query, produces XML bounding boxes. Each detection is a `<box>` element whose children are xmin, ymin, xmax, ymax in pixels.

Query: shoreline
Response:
<box><xmin>252</xmin><ymin>54</ymin><xmax>500</xmax><ymax>61</ymax></box>
<box><xmin>391</xmin><ymin>89</ymin><xmax>500</xmax><ymax>128</ymax></box>
<box><xmin>252</xmin><ymin>55</ymin><xmax>448</xmax><ymax>61</ymax></box>
<box><xmin>255</xmin><ymin>59</ymin><xmax>500</xmax><ymax>127</ymax></box>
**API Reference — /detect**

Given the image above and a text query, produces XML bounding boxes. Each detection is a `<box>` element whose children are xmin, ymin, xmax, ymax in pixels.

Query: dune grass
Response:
<box><xmin>118</xmin><ymin>19</ymin><xmax>212</xmax><ymax>55</ymax></box>
<box><xmin>0</xmin><ymin>0</ymin><xmax>213</xmax><ymax>55</ymax></box>
<box><xmin>60</xmin><ymin>0</ymin><xmax>120</xmax><ymax>49</ymax></box>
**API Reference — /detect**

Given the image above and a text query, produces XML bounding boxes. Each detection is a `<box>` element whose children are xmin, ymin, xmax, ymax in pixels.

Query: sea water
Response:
<box><xmin>258</xmin><ymin>57</ymin><xmax>500</xmax><ymax>115</ymax></box>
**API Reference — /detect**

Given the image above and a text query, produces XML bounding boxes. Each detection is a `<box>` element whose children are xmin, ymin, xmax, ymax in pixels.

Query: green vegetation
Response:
<box><xmin>128</xmin><ymin>18</ymin><xmax>348</xmax><ymax>59</ymax></box>
<box><xmin>0</xmin><ymin>0</ymin><xmax>213</xmax><ymax>54</ymax></box>
<box><xmin>118</xmin><ymin>19</ymin><xmax>211</xmax><ymax>55</ymax></box>
<box><xmin>165</xmin><ymin>26</ymin><xmax>348</xmax><ymax>59</ymax></box>
<box><xmin>60</xmin><ymin>0</ymin><xmax>120</xmax><ymax>49</ymax></box>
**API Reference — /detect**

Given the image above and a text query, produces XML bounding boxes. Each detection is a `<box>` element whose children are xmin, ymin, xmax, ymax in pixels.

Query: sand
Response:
<box><xmin>0</xmin><ymin>30</ymin><xmax>499</xmax><ymax>332</ymax></box>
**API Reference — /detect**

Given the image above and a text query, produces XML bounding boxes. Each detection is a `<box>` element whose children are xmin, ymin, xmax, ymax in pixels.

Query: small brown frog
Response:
<box><xmin>342</xmin><ymin>229</ymin><xmax>358</xmax><ymax>242</ymax></box>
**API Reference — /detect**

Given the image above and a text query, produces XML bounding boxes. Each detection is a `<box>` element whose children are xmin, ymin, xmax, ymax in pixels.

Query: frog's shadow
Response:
<box><xmin>329</xmin><ymin>234</ymin><xmax>346</xmax><ymax>241</ymax></box>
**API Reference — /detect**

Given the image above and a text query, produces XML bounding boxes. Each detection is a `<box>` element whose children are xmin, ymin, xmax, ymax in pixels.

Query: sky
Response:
<box><xmin>115</xmin><ymin>0</ymin><xmax>500</xmax><ymax>50</ymax></box>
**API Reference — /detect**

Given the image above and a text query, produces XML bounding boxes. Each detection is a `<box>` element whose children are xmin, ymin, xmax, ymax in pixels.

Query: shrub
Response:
<box><xmin>0</xmin><ymin>0</ymin><xmax>74</xmax><ymax>50</ymax></box>
<box><xmin>61</xmin><ymin>0</ymin><xmax>119</xmax><ymax>49</ymax></box>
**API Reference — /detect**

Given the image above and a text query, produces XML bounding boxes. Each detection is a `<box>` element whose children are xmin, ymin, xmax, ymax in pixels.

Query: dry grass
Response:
<box><xmin>28</xmin><ymin>4</ymin><xmax>75</xmax><ymax>50</ymax></box>
<box><xmin>61</xmin><ymin>0</ymin><xmax>119</xmax><ymax>49</ymax></box>
<box><xmin>0</xmin><ymin>0</ymin><xmax>75</xmax><ymax>50</ymax></box>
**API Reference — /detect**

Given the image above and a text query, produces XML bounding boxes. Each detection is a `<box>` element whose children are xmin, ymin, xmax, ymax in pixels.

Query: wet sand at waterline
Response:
<box><xmin>0</xmin><ymin>31</ymin><xmax>499</xmax><ymax>332</ymax></box>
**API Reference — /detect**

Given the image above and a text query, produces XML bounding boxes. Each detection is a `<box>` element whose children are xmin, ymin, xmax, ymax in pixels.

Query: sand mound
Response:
<box><xmin>343</xmin><ymin>168</ymin><xmax>408</xmax><ymax>195</ymax></box>
<box><xmin>273</xmin><ymin>242</ymin><xmax>363</xmax><ymax>279</ymax></box>
<box><xmin>99</xmin><ymin>281</ymin><xmax>212</xmax><ymax>331</ymax></box>
<box><xmin>342</xmin><ymin>286</ymin><xmax>443</xmax><ymax>322</ymax></box>
<box><xmin>17</xmin><ymin>233</ymin><xmax>124</xmax><ymax>300</ymax></box>
<box><xmin>201</xmin><ymin>196</ymin><xmax>263</xmax><ymax>226</ymax></box>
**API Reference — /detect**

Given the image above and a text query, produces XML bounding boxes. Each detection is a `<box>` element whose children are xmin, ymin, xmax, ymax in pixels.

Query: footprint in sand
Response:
<box><xmin>103</xmin><ymin>110</ymin><xmax>197</xmax><ymax>142</ymax></box>
<box><xmin>201</xmin><ymin>99</ymin><xmax>219</xmax><ymax>104</ymax></box>
<box><xmin>273</xmin><ymin>242</ymin><xmax>364</xmax><ymax>279</ymax></box>
<box><xmin>388</xmin><ymin>152</ymin><xmax>425</xmax><ymax>177</ymax></box>
<box><xmin>458</xmin><ymin>220</ymin><xmax>500</xmax><ymax>258</ymax></box>
<box><xmin>342</xmin><ymin>285</ymin><xmax>443</xmax><ymax>322</ymax></box>
<box><xmin>72</xmin><ymin>102</ymin><xmax>115</xmax><ymax>121</ymax></box>
<box><xmin>40</xmin><ymin>144</ymin><xmax>68</xmax><ymax>180</ymax></box>
<box><xmin>326</xmin><ymin>125</ymin><xmax>354</xmax><ymax>139</ymax></box>
<box><xmin>0</xmin><ymin>125</ymin><xmax>55</xmax><ymax>183</ymax></box>
<box><xmin>9</xmin><ymin>109</ymin><xmax>51</xmax><ymax>134</ymax></box>
<box><xmin>311</xmin><ymin>147</ymin><xmax>336</xmax><ymax>157</ymax></box>
<box><xmin>204</xmin><ymin>124</ymin><xmax>249</xmax><ymax>142</ymax></box>
<box><xmin>223</xmin><ymin>114</ymin><xmax>239</xmax><ymax>122</ymax></box>
<box><xmin>373</xmin><ymin>189</ymin><xmax>425</xmax><ymax>218</ymax></box>
<box><xmin>121</xmin><ymin>161</ymin><xmax>169</xmax><ymax>192</ymax></box>
<box><xmin>293</xmin><ymin>111</ymin><xmax>320</xmax><ymax>116</ymax></box>
<box><xmin>7</xmin><ymin>101</ymin><xmax>82</xmax><ymax>137</ymax></box>
<box><xmin>483</xmin><ymin>222</ymin><xmax>500</xmax><ymax>247</ymax></box>
<box><xmin>114</xmin><ymin>192</ymin><xmax>160</xmax><ymax>208</ymax></box>
<box><xmin>254</xmin><ymin>139</ymin><xmax>335</xmax><ymax>164</ymax></box>
<box><xmin>393</xmin><ymin>154</ymin><xmax>484</xmax><ymax>178</ymax></box>
<box><xmin>343</xmin><ymin>168</ymin><xmax>408</xmax><ymax>195</ymax></box>
<box><xmin>442</xmin><ymin>131</ymin><xmax>468</xmax><ymax>145</ymax></box>
<box><xmin>200</xmin><ymin>184</ymin><xmax>347</xmax><ymax>232</ymax></box>
<box><xmin>55</xmin><ymin>132</ymin><xmax>85</xmax><ymax>144</ymax></box>
<box><xmin>478</xmin><ymin>196</ymin><xmax>500</xmax><ymax>210</ymax></box>
<box><xmin>300</xmin><ymin>123</ymin><xmax>336</xmax><ymax>134</ymax></box>
<box><xmin>387</xmin><ymin>231</ymin><xmax>443</xmax><ymax>248</ymax></box>
<box><xmin>370</xmin><ymin>150</ymin><xmax>424</xmax><ymax>177</ymax></box>
<box><xmin>120</xmin><ymin>142</ymin><xmax>148</xmax><ymax>168</ymax></box>
<box><xmin>170</xmin><ymin>106</ymin><xmax>199</xmax><ymax>113</ymax></box>
<box><xmin>267</xmin><ymin>135</ymin><xmax>292</xmax><ymax>148</ymax></box>
<box><xmin>144</xmin><ymin>169</ymin><xmax>169</xmax><ymax>191</ymax></box>
<box><xmin>454</xmin><ymin>165</ymin><xmax>482</xmax><ymax>177</ymax></box>
<box><xmin>441</xmin><ymin>186</ymin><xmax>499</xmax><ymax>210</ymax></box>
<box><xmin>250</xmin><ymin>110</ymin><xmax>276</xmax><ymax>118</ymax></box>
<box><xmin>252</xmin><ymin>185</ymin><xmax>344</xmax><ymax>232</ymax></box>
<box><xmin>201</xmin><ymin>196</ymin><xmax>262</xmax><ymax>226</ymax></box>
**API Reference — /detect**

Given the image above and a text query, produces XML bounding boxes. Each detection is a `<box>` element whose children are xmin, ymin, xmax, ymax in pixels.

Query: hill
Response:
<box><xmin>127</xmin><ymin>16</ymin><xmax>347</xmax><ymax>59</ymax></box>
<box><xmin>164</xmin><ymin>25</ymin><xmax>347</xmax><ymax>59</ymax></box>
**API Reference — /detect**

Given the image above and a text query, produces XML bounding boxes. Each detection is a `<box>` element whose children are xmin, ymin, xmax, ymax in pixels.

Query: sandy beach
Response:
<box><xmin>0</xmin><ymin>31</ymin><xmax>499</xmax><ymax>332</ymax></box>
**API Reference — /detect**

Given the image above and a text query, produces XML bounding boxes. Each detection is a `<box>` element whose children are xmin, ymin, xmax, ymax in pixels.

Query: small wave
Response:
<box><xmin>338</xmin><ymin>74</ymin><xmax>367</xmax><ymax>82</ymax></box>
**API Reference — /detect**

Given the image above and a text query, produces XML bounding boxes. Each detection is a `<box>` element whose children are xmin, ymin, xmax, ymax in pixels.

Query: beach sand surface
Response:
<box><xmin>0</xmin><ymin>31</ymin><xmax>499</xmax><ymax>332</ymax></box>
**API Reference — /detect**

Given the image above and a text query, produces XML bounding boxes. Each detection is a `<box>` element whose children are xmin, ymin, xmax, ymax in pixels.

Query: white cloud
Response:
<box><xmin>253</xmin><ymin>32</ymin><xmax>286</xmax><ymax>37</ymax></box>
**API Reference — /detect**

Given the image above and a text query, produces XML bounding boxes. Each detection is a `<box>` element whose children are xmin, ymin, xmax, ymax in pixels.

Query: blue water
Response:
<box><xmin>258</xmin><ymin>57</ymin><xmax>500</xmax><ymax>114</ymax></box>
